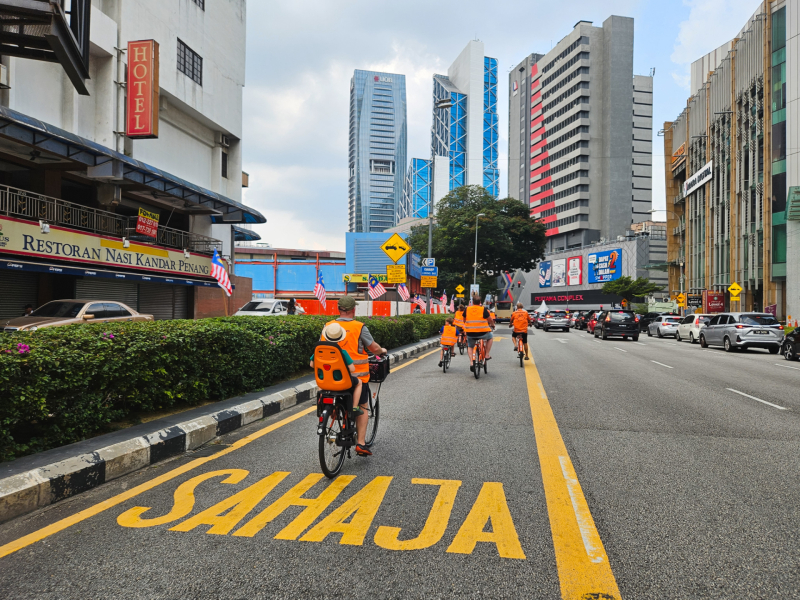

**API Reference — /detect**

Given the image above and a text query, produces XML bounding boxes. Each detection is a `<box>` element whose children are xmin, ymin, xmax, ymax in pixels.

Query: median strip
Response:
<box><xmin>726</xmin><ymin>388</ymin><xmax>789</xmax><ymax>411</ymax></box>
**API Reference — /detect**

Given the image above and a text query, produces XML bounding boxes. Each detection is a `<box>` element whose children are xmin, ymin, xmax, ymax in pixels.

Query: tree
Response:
<box><xmin>601</xmin><ymin>276</ymin><xmax>664</xmax><ymax>304</ymax></box>
<box><xmin>406</xmin><ymin>186</ymin><xmax>547</xmax><ymax>296</ymax></box>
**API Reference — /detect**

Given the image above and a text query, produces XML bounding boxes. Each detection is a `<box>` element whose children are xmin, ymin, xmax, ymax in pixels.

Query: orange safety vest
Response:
<box><xmin>511</xmin><ymin>309</ymin><xmax>529</xmax><ymax>332</ymax></box>
<box><xmin>453</xmin><ymin>310</ymin><xmax>465</xmax><ymax>329</ymax></box>
<box><xmin>464</xmin><ymin>305</ymin><xmax>491</xmax><ymax>333</ymax></box>
<box><xmin>321</xmin><ymin>319</ymin><xmax>370</xmax><ymax>383</ymax></box>
<box><xmin>440</xmin><ymin>325</ymin><xmax>457</xmax><ymax>346</ymax></box>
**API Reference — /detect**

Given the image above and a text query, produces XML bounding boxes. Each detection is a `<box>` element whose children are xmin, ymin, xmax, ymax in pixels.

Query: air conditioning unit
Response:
<box><xmin>217</xmin><ymin>133</ymin><xmax>230</xmax><ymax>148</ymax></box>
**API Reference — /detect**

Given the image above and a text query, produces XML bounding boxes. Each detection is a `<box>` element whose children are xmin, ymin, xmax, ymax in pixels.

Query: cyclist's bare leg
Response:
<box><xmin>524</xmin><ymin>342</ymin><xmax>530</xmax><ymax>358</ymax></box>
<box><xmin>356</xmin><ymin>409</ymin><xmax>368</xmax><ymax>446</ymax></box>
<box><xmin>485</xmin><ymin>338</ymin><xmax>494</xmax><ymax>359</ymax></box>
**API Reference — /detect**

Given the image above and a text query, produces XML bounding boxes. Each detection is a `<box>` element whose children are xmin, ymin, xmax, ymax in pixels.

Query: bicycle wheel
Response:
<box><xmin>319</xmin><ymin>408</ymin><xmax>346</xmax><ymax>478</ymax></box>
<box><xmin>442</xmin><ymin>349</ymin><xmax>448</xmax><ymax>373</ymax></box>
<box><xmin>473</xmin><ymin>352</ymin><xmax>481</xmax><ymax>379</ymax></box>
<box><xmin>458</xmin><ymin>341</ymin><xmax>465</xmax><ymax>355</ymax></box>
<box><xmin>519</xmin><ymin>349</ymin><xmax>523</xmax><ymax>368</ymax></box>
<box><xmin>365</xmin><ymin>391</ymin><xmax>380</xmax><ymax>447</ymax></box>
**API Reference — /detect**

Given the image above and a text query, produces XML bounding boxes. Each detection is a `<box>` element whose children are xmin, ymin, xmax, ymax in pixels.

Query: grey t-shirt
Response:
<box><xmin>336</xmin><ymin>317</ymin><xmax>374</xmax><ymax>354</ymax></box>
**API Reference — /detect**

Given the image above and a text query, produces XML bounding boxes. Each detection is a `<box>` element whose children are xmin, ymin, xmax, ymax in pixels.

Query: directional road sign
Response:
<box><xmin>421</xmin><ymin>266</ymin><xmax>438</xmax><ymax>277</ymax></box>
<box><xmin>421</xmin><ymin>276</ymin><xmax>437</xmax><ymax>288</ymax></box>
<box><xmin>728</xmin><ymin>282</ymin><xmax>742</xmax><ymax>297</ymax></box>
<box><xmin>422</xmin><ymin>258</ymin><xmax>435</xmax><ymax>267</ymax></box>
<box><xmin>455</xmin><ymin>284</ymin><xmax>465</xmax><ymax>294</ymax></box>
<box><xmin>386</xmin><ymin>264</ymin><xmax>406</xmax><ymax>284</ymax></box>
<box><xmin>380</xmin><ymin>233</ymin><xmax>411</xmax><ymax>264</ymax></box>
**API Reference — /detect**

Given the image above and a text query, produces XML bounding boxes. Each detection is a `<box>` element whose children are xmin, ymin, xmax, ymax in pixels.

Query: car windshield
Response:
<box><xmin>29</xmin><ymin>302</ymin><xmax>84</xmax><ymax>318</ymax></box>
<box><xmin>739</xmin><ymin>314</ymin><xmax>779</xmax><ymax>326</ymax></box>
<box><xmin>663</xmin><ymin>317</ymin><xmax>681</xmax><ymax>323</ymax></box>
<box><xmin>240</xmin><ymin>301</ymin><xmax>274</xmax><ymax>312</ymax></box>
<box><xmin>609</xmin><ymin>312</ymin><xmax>635</xmax><ymax>322</ymax></box>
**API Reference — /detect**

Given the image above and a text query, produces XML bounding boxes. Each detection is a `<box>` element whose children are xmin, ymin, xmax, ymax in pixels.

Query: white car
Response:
<box><xmin>675</xmin><ymin>313</ymin><xmax>711</xmax><ymax>344</ymax></box>
<box><xmin>234</xmin><ymin>299</ymin><xmax>305</xmax><ymax>317</ymax></box>
<box><xmin>647</xmin><ymin>315</ymin><xmax>681</xmax><ymax>338</ymax></box>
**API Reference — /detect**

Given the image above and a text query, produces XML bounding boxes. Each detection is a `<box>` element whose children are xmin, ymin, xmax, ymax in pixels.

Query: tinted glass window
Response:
<box><xmin>609</xmin><ymin>311</ymin><xmax>635</xmax><ymax>322</ymax></box>
<box><xmin>698</xmin><ymin>317</ymin><xmax>711</xmax><ymax>325</ymax></box>
<box><xmin>86</xmin><ymin>303</ymin><xmax>106</xmax><ymax>319</ymax></box>
<box><xmin>104</xmin><ymin>303</ymin><xmax>131</xmax><ymax>318</ymax></box>
<box><xmin>240</xmin><ymin>302</ymin><xmax>261</xmax><ymax>311</ymax></box>
<box><xmin>549</xmin><ymin>311</ymin><xmax>567</xmax><ymax>317</ymax></box>
<box><xmin>708</xmin><ymin>316</ymin><xmax>720</xmax><ymax>326</ymax></box>
<box><xmin>663</xmin><ymin>317</ymin><xmax>681</xmax><ymax>323</ymax></box>
<box><xmin>739</xmin><ymin>314</ymin><xmax>779</xmax><ymax>326</ymax></box>
<box><xmin>682</xmin><ymin>316</ymin><xmax>693</xmax><ymax>324</ymax></box>
<box><xmin>30</xmin><ymin>302</ymin><xmax>84</xmax><ymax>318</ymax></box>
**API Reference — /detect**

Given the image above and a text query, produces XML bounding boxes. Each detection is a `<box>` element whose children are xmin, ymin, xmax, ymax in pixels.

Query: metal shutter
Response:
<box><xmin>139</xmin><ymin>284</ymin><xmax>189</xmax><ymax>320</ymax></box>
<box><xmin>0</xmin><ymin>270</ymin><xmax>38</xmax><ymax>319</ymax></box>
<box><xmin>173</xmin><ymin>286</ymin><xmax>188</xmax><ymax>319</ymax></box>
<box><xmin>74</xmin><ymin>279</ymin><xmax>139</xmax><ymax>309</ymax></box>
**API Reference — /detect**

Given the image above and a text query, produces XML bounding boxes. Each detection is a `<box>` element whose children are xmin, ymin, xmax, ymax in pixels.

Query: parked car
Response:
<box><xmin>2</xmin><ymin>300</ymin><xmax>152</xmax><ymax>332</ymax></box>
<box><xmin>675</xmin><ymin>314</ymin><xmax>711</xmax><ymax>343</ymax></box>
<box><xmin>594</xmin><ymin>310</ymin><xmax>640</xmax><ymax>341</ymax></box>
<box><xmin>543</xmin><ymin>310</ymin><xmax>570</xmax><ymax>332</ymax></box>
<box><xmin>235</xmin><ymin>299</ymin><xmax>306</xmax><ymax>317</ymax></box>
<box><xmin>780</xmin><ymin>326</ymin><xmax>799</xmax><ymax>361</ymax></box>
<box><xmin>699</xmin><ymin>312</ymin><xmax>784</xmax><ymax>352</ymax></box>
<box><xmin>586</xmin><ymin>311</ymin><xmax>603</xmax><ymax>334</ymax></box>
<box><xmin>639</xmin><ymin>311</ymin><xmax>680</xmax><ymax>332</ymax></box>
<box><xmin>648</xmin><ymin>315</ymin><xmax>682</xmax><ymax>338</ymax></box>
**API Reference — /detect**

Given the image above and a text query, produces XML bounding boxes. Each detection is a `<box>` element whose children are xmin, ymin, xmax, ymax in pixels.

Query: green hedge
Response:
<box><xmin>0</xmin><ymin>314</ymin><xmax>442</xmax><ymax>461</ymax></box>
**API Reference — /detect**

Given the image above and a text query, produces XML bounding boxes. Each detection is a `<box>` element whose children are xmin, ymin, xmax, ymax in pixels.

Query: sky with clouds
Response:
<box><xmin>241</xmin><ymin>0</ymin><xmax>760</xmax><ymax>251</ymax></box>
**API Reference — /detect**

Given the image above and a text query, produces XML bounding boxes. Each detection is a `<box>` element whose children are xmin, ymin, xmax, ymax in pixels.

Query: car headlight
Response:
<box><xmin>29</xmin><ymin>326</ymin><xmax>38</xmax><ymax>332</ymax></box>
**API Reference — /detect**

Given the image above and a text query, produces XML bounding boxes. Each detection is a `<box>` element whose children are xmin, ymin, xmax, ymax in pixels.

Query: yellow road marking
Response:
<box><xmin>0</xmin><ymin>345</ymin><xmax>436</xmax><ymax>559</ymax></box>
<box><xmin>523</xmin><ymin>358</ymin><xmax>621</xmax><ymax>598</ymax></box>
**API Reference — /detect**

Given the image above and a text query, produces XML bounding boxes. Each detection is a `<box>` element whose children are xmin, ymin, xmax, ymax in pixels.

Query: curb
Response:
<box><xmin>0</xmin><ymin>338</ymin><xmax>439</xmax><ymax>524</ymax></box>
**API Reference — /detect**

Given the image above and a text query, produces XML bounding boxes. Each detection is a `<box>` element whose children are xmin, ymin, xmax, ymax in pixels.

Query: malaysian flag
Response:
<box><xmin>412</xmin><ymin>295</ymin><xmax>426</xmax><ymax>309</ymax></box>
<box><xmin>368</xmin><ymin>275</ymin><xmax>387</xmax><ymax>300</ymax></box>
<box><xmin>397</xmin><ymin>283</ymin><xmax>410</xmax><ymax>301</ymax></box>
<box><xmin>440</xmin><ymin>290</ymin><xmax>447</xmax><ymax>307</ymax></box>
<box><xmin>210</xmin><ymin>249</ymin><xmax>232</xmax><ymax>296</ymax></box>
<box><xmin>314</xmin><ymin>271</ymin><xmax>326</xmax><ymax>308</ymax></box>
<box><xmin>449</xmin><ymin>297</ymin><xmax>454</xmax><ymax>312</ymax></box>
<box><xmin>539</xmin><ymin>262</ymin><xmax>551</xmax><ymax>286</ymax></box>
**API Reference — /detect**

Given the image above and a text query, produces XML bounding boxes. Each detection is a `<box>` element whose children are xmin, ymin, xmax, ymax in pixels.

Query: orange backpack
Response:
<box><xmin>313</xmin><ymin>342</ymin><xmax>352</xmax><ymax>392</ymax></box>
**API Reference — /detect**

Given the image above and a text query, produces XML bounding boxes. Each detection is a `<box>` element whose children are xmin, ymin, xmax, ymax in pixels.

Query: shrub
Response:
<box><xmin>0</xmin><ymin>314</ymin><xmax>426</xmax><ymax>461</ymax></box>
<box><xmin>397</xmin><ymin>314</ymin><xmax>449</xmax><ymax>339</ymax></box>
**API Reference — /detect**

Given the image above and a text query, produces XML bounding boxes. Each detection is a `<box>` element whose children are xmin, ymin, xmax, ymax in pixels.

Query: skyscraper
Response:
<box><xmin>508</xmin><ymin>17</ymin><xmax>653</xmax><ymax>252</ymax></box>
<box><xmin>348</xmin><ymin>70</ymin><xmax>407</xmax><ymax>233</ymax></box>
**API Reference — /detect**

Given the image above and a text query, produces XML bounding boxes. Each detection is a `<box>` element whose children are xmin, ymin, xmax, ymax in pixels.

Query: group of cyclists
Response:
<box><xmin>438</xmin><ymin>295</ymin><xmax>531</xmax><ymax>371</ymax></box>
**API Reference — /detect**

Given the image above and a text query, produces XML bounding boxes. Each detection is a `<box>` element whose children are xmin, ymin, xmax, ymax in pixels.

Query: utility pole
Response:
<box><xmin>473</xmin><ymin>213</ymin><xmax>485</xmax><ymax>287</ymax></box>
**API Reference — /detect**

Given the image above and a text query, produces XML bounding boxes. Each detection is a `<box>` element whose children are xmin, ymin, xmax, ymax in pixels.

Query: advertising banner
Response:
<box><xmin>126</xmin><ymin>40</ymin><xmax>160</xmax><ymax>139</ymax></box>
<box><xmin>135</xmin><ymin>207</ymin><xmax>159</xmax><ymax>238</ymax></box>
<box><xmin>703</xmin><ymin>291</ymin><xmax>725</xmax><ymax>313</ymax></box>
<box><xmin>567</xmin><ymin>256</ymin><xmax>582</xmax><ymax>286</ymax></box>
<box><xmin>687</xmin><ymin>294</ymin><xmax>703</xmax><ymax>308</ymax></box>
<box><xmin>587</xmin><ymin>248</ymin><xmax>622</xmax><ymax>284</ymax></box>
<box><xmin>0</xmin><ymin>215</ymin><xmax>211</xmax><ymax>277</ymax></box>
<box><xmin>551</xmin><ymin>259</ymin><xmax>566</xmax><ymax>287</ymax></box>
<box><xmin>538</xmin><ymin>261</ymin><xmax>552</xmax><ymax>288</ymax></box>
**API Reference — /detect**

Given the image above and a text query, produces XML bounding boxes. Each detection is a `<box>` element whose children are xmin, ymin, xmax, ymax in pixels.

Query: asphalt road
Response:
<box><xmin>0</xmin><ymin>327</ymin><xmax>798</xmax><ymax>599</ymax></box>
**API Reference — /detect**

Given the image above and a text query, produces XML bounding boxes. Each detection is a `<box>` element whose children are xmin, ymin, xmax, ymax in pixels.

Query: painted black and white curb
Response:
<box><xmin>0</xmin><ymin>338</ymin><xmax>439</xmax><ymax>524</ymax></box>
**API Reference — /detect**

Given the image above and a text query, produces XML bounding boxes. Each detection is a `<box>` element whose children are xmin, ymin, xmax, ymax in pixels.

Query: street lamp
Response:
<box><xmin>649</xmin><ymin>207</ymin><xmax>685</xmax><ymax>313</ymax></box>
<box><xmin>473</xmin><ymin>213</ymin><xmax>486</xmax><ymax>291</ymax></box>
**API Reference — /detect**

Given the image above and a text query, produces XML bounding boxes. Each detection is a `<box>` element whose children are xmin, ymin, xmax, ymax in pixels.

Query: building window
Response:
<box><xmin>177</xmin><ymin>39</ymin><xmax>202</xmax><ymax>85</ymax></box>
<box><xmin>221</xmin><ymin>151</ymin><xmax>228</xmax><ymax>179</ymax></box>
<box><xmin>192</xmin><ymin>0</ymin><xmax>204</xmax><ymax>8</ymax></box>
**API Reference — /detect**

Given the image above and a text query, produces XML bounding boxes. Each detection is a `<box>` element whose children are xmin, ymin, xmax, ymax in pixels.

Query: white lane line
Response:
<box><xmin>651</xmin><ymin>360</ymin><xmax>673</xmax><ymax>369</ymax></box>
<box><xmin>726</xmin><ymin>388</ymin><xmax>789</xmax><ymax>410</ymax></box>
<box><xmin>594</xmin><ymin>340</ymin><xmax>602</xmax><ymax>344</ymax></box>
<box><xmin>613</xmin><ymin>347</ymin><xmax>627</xmax><ymax>353</ymax></box>
<box><xmin>555</xmin><ymin>339</ymin><xmax>569</xmax><ymax>344</ymax></box>
<box><xmin>775</xmin><ymin>363</ymin><xmax>800</xmax><ymax>371</ymax></box>
<box><xmin>632</xmin><ymin>342</ymin><xmax>647</xmax><ymax>346</ymax></box>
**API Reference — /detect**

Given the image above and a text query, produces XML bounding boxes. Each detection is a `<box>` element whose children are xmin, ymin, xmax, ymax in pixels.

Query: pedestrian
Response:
<box><xmin>287</xmin><ymin>298</ymin><xmax>297</xmax><ymax>315</ymax></box>
<box><xmin>22</xmin><ymin>304</ymin><xmax>33</xmax><ymax>317</ymax></box>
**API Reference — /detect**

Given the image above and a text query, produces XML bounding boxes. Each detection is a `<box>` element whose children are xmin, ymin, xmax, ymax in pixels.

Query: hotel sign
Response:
<box><xmin>684</xmin><ymin>161</ymin><xmax>713</xmax><ymax>196</ymax></box>
<box><xmin>0</xmin><ymin>216</ymin><xmax>211</xmax><ymax>277</ymax></box>
<box><xmin>126</xmin><ymin>40</ymin><xmax>160</xmax><ymax>138</ymax></box>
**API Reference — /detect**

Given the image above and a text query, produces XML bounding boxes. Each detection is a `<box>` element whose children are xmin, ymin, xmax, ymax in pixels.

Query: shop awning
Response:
<box><xmin>232</xmin><ymin>225</ymin><xmax>262</xmax><ymax>242</ymax></box>
<box><xmin>0</xmin><ymin>105</ymin><xmax>266</xmax><ymax>224</ymax></box>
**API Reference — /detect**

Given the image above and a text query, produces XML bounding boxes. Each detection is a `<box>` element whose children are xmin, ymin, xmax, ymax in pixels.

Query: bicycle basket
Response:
<box><xmin>369</xmin><ymin>356</ymin><xmax>390</xmax><ymax>383</ymax></box>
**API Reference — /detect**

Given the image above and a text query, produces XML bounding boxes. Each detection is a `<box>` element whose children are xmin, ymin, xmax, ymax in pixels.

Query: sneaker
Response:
<box><xmin>524</xmin><ymin>356</ymin><xmax>530</xmax><ymax>360</ymax></box>
<box><xmin>351</xmin><ymin>406</ymin><xmax>365</xmax><ymax>417</ymax></box>
<box><xmin>469</xmin><ymin>365</ymin><xmax>474</xmax><ymax>372</ymax></box>
<box><xmin>355</xmin><ymin>444</ymin><xmax>372</xmax><ymax>456</ymax></box>
<box><xmin>438</xmin><ymin>361</ymin><xmax>443</xmax><ymax>367</ymax></box>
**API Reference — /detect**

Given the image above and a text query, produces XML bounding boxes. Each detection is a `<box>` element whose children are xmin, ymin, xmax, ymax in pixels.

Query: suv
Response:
<box><xmin>780</xmin><ymin>326</ymin><xmax>799</xmax><ymax>361</ymax></box>
<box><xmin>699</xmin><ymin>313</ymin><xmax>784</xmax><ymax>352</ymax></box>
<box><xmin>594</xmin><ymin>310</ymin><xmax>639</xmax><ymax>341</ymax></box>
<box><xmin>543</xmin><ymin>310</ymin><xmax>570</xmax><ymax>332</ymax></box>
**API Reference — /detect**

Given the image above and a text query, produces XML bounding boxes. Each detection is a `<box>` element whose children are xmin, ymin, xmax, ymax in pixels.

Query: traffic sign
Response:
<box><xmin>421</xmin><ymin>276</ymin><xmax>437</xmax><ymax>288</ymax></box>
<box><xmin>380</xmin><ymin>233</ymin><xmax>411</xmax><ymax>264</ymax></box>
<box><xmin>421</xmin><ymin>266</ymin><xmax>438</xmax><ymax>277</ymax></box>
<box><xmin>422</xmin><ymin>258</ymin><xmax>435</xmax><ymax>267</ymax></box>
<box><xmin>386</xmin><ymin>264</ymin><xmax>406</xmax><ymax>284</ymax></box>
<box><xmin>456</xmin><ymin>294</ymin><xmax>465</xmax><ymax>298</ymax></box>
<box><xmin>728</xmin><ymin>282</ymin><xmax>742</xmax><ymax>297</ymax></box>
<box><xmin>621</xmin><ymin>299</ymin><xmax>628</xmax><ymax>308</ymax></box>
<box><xmin>455</xmin><ymin>284</ymin><xmax>465</xmax><ymax>294</ymax></box>
<box><xmin>676</xmin><ymin>293</ymin><xmax>686</xmax><ymax>307</ymax></box>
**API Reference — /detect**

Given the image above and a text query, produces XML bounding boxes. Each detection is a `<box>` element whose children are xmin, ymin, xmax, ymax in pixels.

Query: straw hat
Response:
<box><xmin>322</xmin><ymin>322</ymin><xmax>347</xmax><ymax>342</ymax></box>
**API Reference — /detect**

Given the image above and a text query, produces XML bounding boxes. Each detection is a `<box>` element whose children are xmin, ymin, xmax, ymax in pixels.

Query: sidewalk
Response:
<box><xmin>0</xmin><ymin>337</ymin><xmax>440</xmax><ymax>523</ymax></box>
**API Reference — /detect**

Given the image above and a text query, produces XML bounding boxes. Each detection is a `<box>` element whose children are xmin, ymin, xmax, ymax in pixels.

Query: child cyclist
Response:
<box><xmin>438</xmin><ymin>317</ymin><xmax>458</xmax><ymax>367</ymax></box>
<box><xmin>310</xmin><ymin>322</ymin><xmax>363</xmax><ymax>415</ymax></box>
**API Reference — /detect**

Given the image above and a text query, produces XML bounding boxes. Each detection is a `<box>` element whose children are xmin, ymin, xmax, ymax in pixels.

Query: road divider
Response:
<box><xmin>726</xmin><ymin>388</ymin><xmax>789</xmax><ymax>411</ymax></box>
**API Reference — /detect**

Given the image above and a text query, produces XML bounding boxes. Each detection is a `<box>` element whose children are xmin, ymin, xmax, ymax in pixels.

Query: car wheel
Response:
<box><xmin>632</xmin><ymin>336</ymin><xmax>639</xmax><ymax>342</ymax></box>
<box><xmin>601</xmin><ymin>329</ymin><xmax>608</xmax><ymax>340</ymax></box>
<box><xmin>723</xmin><ymin>337</ymin><xmax>733</xmax><ymax>352</ymax></box>
<box><xmin>689</xmin><ymin>333</ymin><xmax>695</xmax><ymax>344</ymax></box>
<box><xmin>676</xmin><ymin>331</ymin><xmax>682</xmax><ymax>342</ymax></box>
<box><xmin>647</xmin><ymin>328</ymin><xmax>652</xmax><ymax>337</ymax></box>
<box><xmin>657</xmin><ymin>328</ymin><xmax>664</xmax><ymax>338</ymax></box>
<box><xmin>699</xmin><ymin>334</ymin><xmax>708</xmax><ymax>348</ymax></box>
<box><xmin>544</xmin><ymin>327</ymin><xmax>548</xmax><ymax>332</ymax></box>
<box><xmin>784</xmin><ymin>342</ymin><xmax>798</xmax><ymax>361</ymax></box>
<box><xmin>565</xmin><ymin>328</ymin><xmax>570</xmax><ymax>333</ymax></box>
<box><xmin>768</xmin><ymin>346</ymin><xmax>779</xmax><ymax>355</ymax></box>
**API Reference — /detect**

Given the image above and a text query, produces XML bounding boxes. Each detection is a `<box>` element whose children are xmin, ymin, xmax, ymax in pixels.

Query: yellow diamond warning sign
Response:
<box><xmin>380</xmin><ymin>233</ymin><xmax>411</xmax><ymax>264</ymax></box>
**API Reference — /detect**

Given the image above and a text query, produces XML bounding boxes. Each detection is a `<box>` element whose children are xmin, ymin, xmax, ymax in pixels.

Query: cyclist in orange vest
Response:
<box><xmin>321</xmin><ymin>295</ymin><xmax>387</xmax><ymax>457</ymax></box>
<box><xmin>453</xmin><ymin>303</ymin><xmax>466</xmax><ymax>345</ymax></box>
<box><xmin>438</xmin><ymin>317</ymin><xmax>458</xmax><ymax>367</ymax></box>
<box><xmin>464</xmin><ymin>296</ymin><xmax>494</xmax><ymax>369</ymax></box>
<box><xmin>509</xmin><ymin>302</ymin><xmax>531</xmax><ymax>360</ymax></box>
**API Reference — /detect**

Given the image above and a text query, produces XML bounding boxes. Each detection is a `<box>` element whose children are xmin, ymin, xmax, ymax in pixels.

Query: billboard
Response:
<box><xmin>567</xmin><ymin>256</ymin><xmax>582</xmax><ymax>286</ymax></box>
<box><xmin>588</xmin><ymin>249</ymin><xmax>622</xmax><ymax>284</ymax></box>
<box><xmin>126</xmin><ymin>40</ymin><xmax>160</xmax><ymax>139</ymax></box>
<box><xmin>551</xmin><ymin>259</ymin><xmax>566</xmax><ymax>287</ymax></box>
<box><xmin>538</xmin><ymin>261</ymin><xmax>551</xmax><ymax>288</ymax></box>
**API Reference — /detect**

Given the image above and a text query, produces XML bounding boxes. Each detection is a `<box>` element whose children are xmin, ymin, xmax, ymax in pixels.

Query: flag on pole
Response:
<box><xmin>210</xmin><ymin>249</ymin><xmax>232</xmax><ymax>296</ymax></box>
<box><xmin>440</xmin><ymin>290</ymin><xmax>447</xmax><ymax>307</ymax></box>
<box><xmin>368</xmin><ymin>275</ymin><xmax>387</xmax><ymax>300</ymax></box>
<box><xmin>314</xmin><ymin>271</ymin><xmax>327</xmax><ymax>308</ymax></box>
<box><xmin>412</xmin><ymin>295</ymin><xmax>426</xmax><ymax>310</ymax></box>
<box><xmin>449</xmin><ymin>297</ymin><xmax>455</xmax><ymax>312</ymax></box>
<box><xmin>397</xmin><ymin>283</ymin><xmax>410</xmax><ymax>301</ymax></box>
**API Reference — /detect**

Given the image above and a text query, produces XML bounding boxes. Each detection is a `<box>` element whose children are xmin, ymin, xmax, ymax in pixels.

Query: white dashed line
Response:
<box><xmin>775</xmin><ymin>363</ymin><xmax>800</xmax><ymax>371</ymax></box>
<box><xmin>651</xmin><ymin>360</ymin><xmax>673</xmax><ymax>369</ymax></box>
<box><xmin>594</xmin><ymin>340</ymin><xmax>602</xmax><ymax>344</ymax></box>
<box><xmin>726</xmin><ymin>388</ymin><xmax>789</xmax><ymax>410</ymax></box>
<box><xmin>613</xmin><ymin>347</ymin><xmax>627</xmax><ymax>353</ymax></box>
<box><xmin>632</xmin><ymin>342</ymin><xmax>647</xmax><ymax>346</ymax></box>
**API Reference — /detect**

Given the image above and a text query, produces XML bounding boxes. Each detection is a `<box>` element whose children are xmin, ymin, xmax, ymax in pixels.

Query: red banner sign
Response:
<box><xmin>704</xmin><ymin>291</ymin><xmax>725</xmax><ymax>313</ymax></box>
<box><xmin>135</xmin><ymin>207</ymin><xmax>159</xmax><ymax>238</ymax></box>
<box><xmin>126</xmin><ymin>40</ymin><xmax>159</xmax><ymax>138</ymax></box>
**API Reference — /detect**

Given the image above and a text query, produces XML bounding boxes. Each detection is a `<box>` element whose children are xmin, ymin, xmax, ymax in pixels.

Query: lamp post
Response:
<box><xmin>473</xmin><ymin>213</ymin><xmax>486</xmax><ymax>294</ymax></box>
<box><xmin>649</xmin><ymin>208</ymin><xmax>684</xmax><ymax>314</ymax></box>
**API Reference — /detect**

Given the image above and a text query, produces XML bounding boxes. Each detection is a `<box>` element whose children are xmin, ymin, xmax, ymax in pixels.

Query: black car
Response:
<box><xmin>780</xmin><ymin>326</ymin><xmax>799</xmax><ymax>361</ymax></box>
<box><xmin>573</xmin><ymin>311</ymin><xmax>591</xmax><ymax>330</ymax></box>
<box><xmin>594</xmin><ymin>310</ymin><xmax>640</xmax><ymax>341</ymax></box>
<box><xmin>639</xmin><ymin>311</ymin><xmax>679</xmax><ymax>332</ymax></box>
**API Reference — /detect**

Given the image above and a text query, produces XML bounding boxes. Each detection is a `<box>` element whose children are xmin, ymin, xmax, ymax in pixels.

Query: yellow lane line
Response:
<box><xmin>0</xmin><ymin>345</ymin><xmax>436</xmax><ymax>559</ymax></box>
<box><xmin>523</xmin><ymin>357</ymin><xmax>621</xmax><ymax>599</ymax></box>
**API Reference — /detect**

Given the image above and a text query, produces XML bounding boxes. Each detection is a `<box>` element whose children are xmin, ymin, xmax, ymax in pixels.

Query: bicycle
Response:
<box><xmin>317</xmin><ymin>355</ymin><xmax>387</xmax><ymax>478</ymax></box>
<box><xmin>514</xmin><ymin>334</ymin><xmax>525</xmax><ymax>367</ymax></box>
<box><xmin>441</xmin><ymin>345</ymin><xmax>452</xmax><ymax>373</ymax></box>
<box><xmin>472</xmin><ymin>339</ymin><xmax>488</xmax><ymax>379</ymax></box>
<box><xmin>457</xmin><ymin>332</ymin><xmax>467</xmax><ymax>355</ymax></box>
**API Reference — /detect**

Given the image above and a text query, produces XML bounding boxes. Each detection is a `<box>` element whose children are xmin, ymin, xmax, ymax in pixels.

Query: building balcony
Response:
<box><xmin>672</xmin><ymin>221</ymin><xmax>686</xmax><ymax>236</ymax></box>
<box><xmin>673</xmin><ymin>190</ymin><xmax>685</xmax><ymax>205</ymax></box>
<box><xmin>0</xmin><ymin>184</ymin><xmax>221</xmax><ymax>255</ymax></box>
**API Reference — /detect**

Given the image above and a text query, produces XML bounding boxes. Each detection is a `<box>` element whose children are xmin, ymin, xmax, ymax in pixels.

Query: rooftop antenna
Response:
<box><xmin>650</xmin><ymin>67</ymin><xmax>656</xmax><ymax>77</ymax></box>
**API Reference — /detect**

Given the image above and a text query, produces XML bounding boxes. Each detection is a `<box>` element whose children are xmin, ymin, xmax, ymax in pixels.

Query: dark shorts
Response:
<box><xmin>350</xmin><ymin>379</ymin><xmax>370</xmax><ymax>406</ymax></box>
<box><xmin>512</xmin><ymin>331</ymin><xmax>528</xmax><ymax>344</ymax></box>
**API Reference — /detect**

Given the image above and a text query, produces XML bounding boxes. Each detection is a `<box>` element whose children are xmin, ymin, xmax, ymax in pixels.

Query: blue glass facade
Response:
<box><xmin>483</xmin><ymin>57</ymin><xmax>499</xmax><ymax>196</ymax></box>
<box><xmin>401</xmin><ymin>158</ymin><xmax>432</xmax><ymax>219</ymax></box>
<box><xmin>348</xmin><ymin>70</ymin><xmax>407</xmax><ymax>233</ymax></box>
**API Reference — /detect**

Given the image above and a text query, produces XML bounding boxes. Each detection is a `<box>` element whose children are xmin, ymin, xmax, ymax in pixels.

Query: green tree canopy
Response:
<box><xmin>406</xmin><ymin>185</ymin><xmax>547</xmax><ymax>296</ymax></box>
<box><xmin>601</xmin><ymin>276</ymin><xmax>664</xmax><ymax>304</ymax></box>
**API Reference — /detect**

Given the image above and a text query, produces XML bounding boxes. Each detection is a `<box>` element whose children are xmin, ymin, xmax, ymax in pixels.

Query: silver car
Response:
<box><xmin>648</xmin><ymin>315</ymin><xmax>681</xmax><ymax>338</ymax></box>
<box><xmin>543</xmin><ymin>310</ymin><xmax>570</xmax><ymax>332</ymax></box>
<box><xmin>699</xmin><ymin>312</ymin><xmax>783</xmax><ymax>353</ymax></box>
<box><xmin>234</xmin><ymin>299</ymin><xmax>305</xmax><ymax>317</ymax></box>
